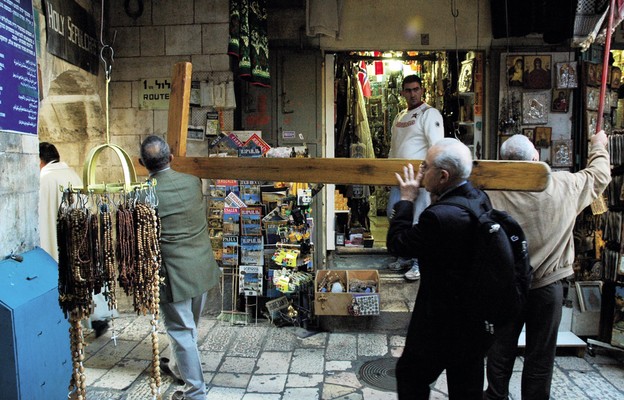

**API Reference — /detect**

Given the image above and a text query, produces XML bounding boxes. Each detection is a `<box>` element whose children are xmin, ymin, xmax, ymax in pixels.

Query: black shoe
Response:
<box><xmin>160</xmin><ymin>357</ymin><xmax>184</xmax><ymax>385</ymax></box>
<box><xmin>92</xmin><ymin>320</ymin><xmax>109</xmax><ymax>338</ymax></box>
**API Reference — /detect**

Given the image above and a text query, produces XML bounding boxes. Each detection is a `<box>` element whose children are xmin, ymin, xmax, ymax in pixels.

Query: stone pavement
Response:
<box><xmin>78</xmin><ymin>312</ymin><xmax>624</xmax><ymax>400</ymax></box>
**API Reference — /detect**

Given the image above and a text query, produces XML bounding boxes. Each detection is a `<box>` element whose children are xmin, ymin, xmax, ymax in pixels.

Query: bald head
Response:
<box><xmin>140</xmin><ymin>135</ymin><xmax>172</xmax><ymax>172</ymax></box>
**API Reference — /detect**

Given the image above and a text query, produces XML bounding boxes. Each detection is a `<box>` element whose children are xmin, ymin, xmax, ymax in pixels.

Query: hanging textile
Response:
<box><xmin>353</xmin><ymin>68</ymin><xmax>375</xmax><ymax>159</ymax></box>
<box><xmin>228</xmin><ymin>0</ymin><xmax>270</xmax><ymax>87</ymax></box>
<box><xmin>306</xmin><ymin>0</ymin><xmax>344</xmax><ymax>38</ymax></box>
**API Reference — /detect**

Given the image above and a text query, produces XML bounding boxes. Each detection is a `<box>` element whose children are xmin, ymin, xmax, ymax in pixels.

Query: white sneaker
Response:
<box><xmin>404</xmin><ymin>262</ymin><xmax>421</xmax><ymax>281</ymax></box>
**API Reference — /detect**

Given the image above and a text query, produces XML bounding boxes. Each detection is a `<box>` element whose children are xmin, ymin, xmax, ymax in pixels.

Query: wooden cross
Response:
<box><xmin>134</xmin><ymin>62</ymin><xmax>550</xmax><ymax>192</ymax></box>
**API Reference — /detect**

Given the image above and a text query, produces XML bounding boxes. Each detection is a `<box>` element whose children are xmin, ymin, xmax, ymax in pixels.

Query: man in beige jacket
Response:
<box><xmin>484</xmin><ymin>130</ymin><xmax>610</xmax><ymax>400</ymax></box>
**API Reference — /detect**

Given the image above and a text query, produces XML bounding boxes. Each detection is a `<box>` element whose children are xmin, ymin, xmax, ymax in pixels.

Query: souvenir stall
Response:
<box><xmin>331</xmin><ymin>49</ymin><xmax>485</xmax><ymax>250</ymax></box>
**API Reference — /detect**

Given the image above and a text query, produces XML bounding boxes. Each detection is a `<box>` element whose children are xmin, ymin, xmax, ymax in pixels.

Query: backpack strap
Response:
<box><xmin>433</xmin><ymin>195</ymin><xmax>487</xmax><ymax>220</ymax></box>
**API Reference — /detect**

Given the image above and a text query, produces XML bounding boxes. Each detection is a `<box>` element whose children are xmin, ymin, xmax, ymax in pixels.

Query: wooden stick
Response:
<box><xmin>166</xmin><ymin>62</ymin><xmax>192</xmax><ymax>157</ymax></box>
<box><xmin>133</xmin><ymin>157</ymin><xmax>550</xmax><ymax>191</ymax></box>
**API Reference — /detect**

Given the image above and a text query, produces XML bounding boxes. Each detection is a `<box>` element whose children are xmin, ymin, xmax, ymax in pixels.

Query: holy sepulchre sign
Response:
<box><xmin>43</xmin><ymin>0</ymin><xmax>99</xmax><ymax>75</ymax></box>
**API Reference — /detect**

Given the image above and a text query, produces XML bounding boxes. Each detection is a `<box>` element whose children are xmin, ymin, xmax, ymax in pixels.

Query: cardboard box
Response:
<box><xmin>314</xmin><ymin>269</ymin><xmax>380</xmax><ymax>316</ymax></box>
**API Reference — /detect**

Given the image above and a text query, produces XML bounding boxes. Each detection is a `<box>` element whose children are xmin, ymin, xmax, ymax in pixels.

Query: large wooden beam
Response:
<box><xmin>133</xmin><ymin>157</ymin><xmax>551</xmax><ymax>191</ymax></box>
<box><xmin>166</xmin><ymin>62</ymin><xmax>192</xmax><ymax>157</ymax></box>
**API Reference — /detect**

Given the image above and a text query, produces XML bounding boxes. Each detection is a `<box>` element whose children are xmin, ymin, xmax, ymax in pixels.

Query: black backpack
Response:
<box><xmin>436</xmin><ymin>196</ymin><xmax>533</xmax><ymax>335</ymax></box>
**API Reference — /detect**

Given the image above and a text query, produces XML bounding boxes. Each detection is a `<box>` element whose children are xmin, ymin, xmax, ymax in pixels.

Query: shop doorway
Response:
<box><xmin>330</xmin><ymin>50</ymin><xmax>485</xmax><ymax>250</ymax></box>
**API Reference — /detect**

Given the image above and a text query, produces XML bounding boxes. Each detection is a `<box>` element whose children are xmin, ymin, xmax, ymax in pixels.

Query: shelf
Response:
<box><xmin>459</xmin><ymin>122</ymin><xmax>475</xmax><ymax>126</ymax></box>
<box><xmin>334</xmin><ymin>210</ymin><xmax>350</xmax><ymax>213</ymax></box>
<box><xmin>459</xmin><ymin>91</ymin><xmax>475</xmax><ymax>96</ymax></box>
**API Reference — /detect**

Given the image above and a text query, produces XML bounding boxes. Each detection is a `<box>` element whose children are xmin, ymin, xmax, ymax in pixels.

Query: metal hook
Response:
<box><xmin>450</xmin><ymin>0</ymin><xmax>459</xmax><ymax>18</ymax></box>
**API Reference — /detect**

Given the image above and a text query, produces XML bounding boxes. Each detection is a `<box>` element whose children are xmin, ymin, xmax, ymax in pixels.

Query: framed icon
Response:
<box><xmin>612</xmin><ymin>67</ymin><xmax>622</xmax><ymax>89</ymax></box>
<box><xmin>576</xmin><ymin>281</ymin><xmax>602</xmax><ymax>313</ymax></box>
<box><xmin>586</xmin><ymin>87</ymin><xmax>600</xmax><ymax>111</ymax></box>
<box><xmin>522</xmin><ymin>128</ymin><xmax>535</xmax><ymax>142</ymax></box>
<box><xmin>551</xmin><ymin>139</ymin><xmax>573</xmax><ymax>167</ymax></box>
<box><xmin>534</xmin><ymin>126</ymin><xmax>552</xmax><ymax>148</ymax></box>
<box><xmin>524</xmin><ymin>55</ymin><xmax>552</xmax><ymax>89</ymax></box>
<box><xmin>551</xmin><ymin>89</ymin><xmax>570</xmax><ymax>113</ymax></box>
<box><xmin>507</xmin><ymin>55</ymin><xmax>524</xmax><ymax>87</ymax></box>
<box><xmin>556</xmin><ymin>62</ymin><xmax>578</xmax><ymax>89</ymax></box>
<box><xmin>522</xmin><ymin>91</ymin><xmax>549</xmax><ymax>124</ymax></box>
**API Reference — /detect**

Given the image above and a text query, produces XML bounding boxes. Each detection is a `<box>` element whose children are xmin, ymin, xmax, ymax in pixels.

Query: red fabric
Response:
<box><xmin>358</xmin><ymin>61</ymin><xmax>372</xmax><ymax>98</ymax></box>
<box><xmin>374</xmin><ymin>60</ymin><xmax>384</xmax><ymax>75</ymax></box>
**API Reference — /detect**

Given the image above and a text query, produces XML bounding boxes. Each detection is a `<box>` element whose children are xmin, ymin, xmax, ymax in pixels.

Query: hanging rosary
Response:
<box><xmin>57</xmin><ymin>187</ymin><xmax>163</xmax><ymax>399</ymax></box>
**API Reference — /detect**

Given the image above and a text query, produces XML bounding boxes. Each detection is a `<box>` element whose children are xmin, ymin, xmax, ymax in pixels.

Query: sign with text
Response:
<box><xmin>0</xmin><ymin>0</ymin><xmax>39</xmax><ymax>135</ymax></box>
<box><xmin>43</xmin><ymin>0</ymin><xmax>99</xmax><ymax>75</ymax></box>
<box><xmin>139</xmin><ymin>78</ymin><xmax>171</xmax><ymax>110</ymax></box>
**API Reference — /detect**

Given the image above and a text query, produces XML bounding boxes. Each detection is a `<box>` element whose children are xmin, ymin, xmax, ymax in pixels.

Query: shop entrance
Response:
<box><xmin>330</xmin><ymin>50</ymin><xmax>485</xmax><ymax>251</ymax></box>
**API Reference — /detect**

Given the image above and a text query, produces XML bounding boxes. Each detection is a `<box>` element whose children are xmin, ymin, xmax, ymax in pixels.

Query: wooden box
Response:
<box><xmin>314</xmin><ymin>269</ymin><xmax>380</xmax><ymax>316</ymax></box>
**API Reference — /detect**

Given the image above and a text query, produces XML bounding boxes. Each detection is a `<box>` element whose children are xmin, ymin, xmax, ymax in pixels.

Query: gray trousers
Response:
<box><xmin>160</xmin><ymin>292</ymin><xmax>207</xmax><ymax>400</ymax></box>
<box><xmin>484</xmin><ymin>281</ymin><xmax>563</xmax><ymax>400</ymax></box>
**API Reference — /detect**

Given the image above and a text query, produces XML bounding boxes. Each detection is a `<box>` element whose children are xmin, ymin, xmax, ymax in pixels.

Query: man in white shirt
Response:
<box><xmin>386</xmin><ymin>75</ymin><xmax>445</xmax><ymax>280</ymax></box>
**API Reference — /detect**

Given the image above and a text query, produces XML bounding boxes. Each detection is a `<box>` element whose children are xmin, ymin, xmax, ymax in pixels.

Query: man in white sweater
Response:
<box><xmin>484</xmin><ymin>131</ymin><xmax>611</xmax><ymax>400</ymax></box>
<box><xmin>386</xmin><ymin>75</ymin><xmax>444</xmax><ymax>280</ymax></box>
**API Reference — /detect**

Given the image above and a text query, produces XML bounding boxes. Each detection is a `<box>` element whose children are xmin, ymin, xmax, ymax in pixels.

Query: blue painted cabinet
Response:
<box><xmin>0</xmin><ymin>248</ymin><xmax>71</xmax><ymax>400</ymax></box>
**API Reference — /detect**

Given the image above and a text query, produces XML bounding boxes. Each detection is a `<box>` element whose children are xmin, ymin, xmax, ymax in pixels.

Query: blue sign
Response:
<box><xmin>0</xmin><ymin>0</ymin><xmax>39</xmax><ymax>135</ymax></box>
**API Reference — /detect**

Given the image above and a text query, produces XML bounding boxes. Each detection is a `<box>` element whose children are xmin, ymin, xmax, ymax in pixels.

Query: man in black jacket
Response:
<box><xmin>388</xmin><ymin>138</ymin><xmax>492</xmax><ymax>399</ymax></box>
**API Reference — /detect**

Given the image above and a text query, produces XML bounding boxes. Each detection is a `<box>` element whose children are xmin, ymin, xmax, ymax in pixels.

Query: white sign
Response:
<box><xmin>139</xmin><ymin>78</ymin><xmax>171</xmax><ymax>110</ymax></box>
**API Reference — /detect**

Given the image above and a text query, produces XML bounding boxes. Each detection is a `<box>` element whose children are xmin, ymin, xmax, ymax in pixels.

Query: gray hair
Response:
<box><xmin>500</xmin><ymin>134</ymin><xmax>536</xmax><ymax>161</ymax></box>
<box><xmin>430</xmin><ymin>138</ymin><xmax>473</xmax><ymax>180</ymax></box>
<box><xmin>140</xmin><ymin>135</ymin><xmax>171</xmax><ymax>172</ymax></box>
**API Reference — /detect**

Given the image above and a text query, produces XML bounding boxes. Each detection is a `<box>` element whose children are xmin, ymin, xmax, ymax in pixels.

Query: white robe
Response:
<box><xmin>39</xmin><ymin>161</ymin><xmax>82</xmax><ymax>262</ymax></box>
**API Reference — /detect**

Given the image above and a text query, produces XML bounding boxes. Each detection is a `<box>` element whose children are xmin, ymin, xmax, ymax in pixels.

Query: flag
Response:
<box><xmin>358</xmin><ymin>61</ymin><xmax>372</xmax><ymax>98</ymax></box>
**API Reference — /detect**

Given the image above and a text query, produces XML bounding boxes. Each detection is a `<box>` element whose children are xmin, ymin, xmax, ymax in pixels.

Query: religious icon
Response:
<box><xmin>522</xmin><ymin>92</ymin><xmax>549</xmax><ymax>124</ymax></box>
<box><xmin>534</xmin><ymin>126</ymin><xmax>552</xmax><ymax>148</ymax></box>
<box><xmin>524</xmin><ymin>55</ymin><xmax>552</xmax><ymax>90</ymax></box>
<box><xmin>611</xmin><ymin>67</ymin><xmax>622</xmax><ymax>89</ymax></box>
<box><xmin>459</xmin><ymin>59</ymin><xmax>474</xmax><ymax>93</ymax></box>
<box><xmin>551</xmin><ymin>89</ymin><xmax>570</xmax><ymax>113</ymax></box>
<box><xmin>556</xmin><ymin>62</ymin><xmax>578</xmax><ymax>89</ymax></box>
<box><xmin>586</xmin><ymin>87</ymin><xmax>600</xmax><ymax>111</ymax></box>
<box><xmin>551</xmin><ymin>139</ymin><xmax>573</xmax><ymax>167</ymax></box>
<box><xmin>507</xmin><ymin>55</ymin><xmax>524</xmax><ymax>87</ymax></box>
<box><xmin>522</xmin><ymin>128</ymin><xmax>535</xmax><ymax>143</ymax></box>
<box><xmin>586</xmin><ymin>111</ymin><xmax>598</xmax><ymax>138</ymax></box>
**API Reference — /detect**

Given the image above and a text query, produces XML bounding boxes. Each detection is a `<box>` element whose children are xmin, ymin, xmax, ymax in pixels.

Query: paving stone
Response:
<box><xmin>555</xmin><ymin>356</ymin><xmax>594</xmax><ymax>371</ymax></box>
<box><xmin>290</xmin><ymin>348</ymin><xmax>325</xmax><ymax>374</ymax></box>
<box><xmin>221</xmin><ymin>356</ymin><xmax>258</xmax><ymax>374</ymax></box>
<box><xmin>566</xmin><ymin>371</ymin><xmax>621</xmax><ymax>399</ymax></box>
<box><xmin>118</xmin><ymin>315</ymin><xmax>154</xmax><ymax>341</ymax></box>
<box><xmin>431</xmin><ymin>372</ymin><xmax>448</xmax><ymax>395</ymax></box>
<box><xmin>242</xmin><ymin>393</ymin><xmax>282</xmax><ymax>400</ymax></box>
<box><xmin>203</xmin><ymin>371</ymin><xmax>215</xmax><ymax>385</ymax></box>
<box><xmin>322</xmin><ymin>383</ymin><xmax>358</xmax><ymax>399</ymax></box>
<box><xmin>206</xmin><ymin>386</ymin><xmax>246</xmax><ymax>400</ymax></box>
<box><xmin>84</xmin><ymin>389</ymin><xmax>123</xmax><ymax>400</ymax></box>
<box><xmin>361</xmin><ymin>386</ymin><xmax>397</xmax><ymax>399</ymax></box>
<box><xmin>596</xmin><ymin>364</ymin><xmax>624</xmax><ymax>391</ymax></box>
<box><xmin>326</xmin><ymin>333</ymin><xmax>357</xmax><ymax>361</ymax></box>
<box><xmin>358</xmin><ymin>333</ymin><xmax>388</xmax><ymax>357</ymax></box>
<box><xmin>123</xmin><ymin>371</ymin><xmax>174</xmax><ymax>400</ymax></box>
<box><xmin>126</xmin><ymin>330</ymin><xmax>168</xmax><ymax>360</ymax></box>
<box><xmin>298</xmin><ymin>332</ymin><xmax>328</xmax><ymax>348</ymax></box>
<box><xmin>84</xmin><ymin>367</ymin><xmax>108</xmax><ymax>386</ymax></box>
<box><xmin>283</xmin><ymin>387</ymin><xmax>320</xmax><ymax>399</ymax></box>
<box><xmin>390</xmin><ymin>347</ymin><xmax>404</xmax><ymax>357</ymax></box>
<box><xmin>197</xmin><ymin>318</ymin><xmax>218</xmax><ymax>344</ymax></box>
<box><xmin>247</xmin><ymin>374</ymin><xmax>288</xmax><ymax>393</ymax></box>
<box><xmin>200</xmin><ymin>324</ymin><xmax>237</xmax><ymax>352</ymax></box>
<box><xmin>264</xmin><ymin>326</ymin><xmax>297</xmax><ymax>351</ymax></box>
<box><xmin>211</xmin><ymin>372</ymin><xmax>252</xmax><ymax>388</ymax></box>
<box><xmin>326</xmin><ymin>361</ymin><xmax>353</xmax><ymax>371</ymax></box>
<box><xmin>256</xmin><ymin>352</ymin><xmax>292</xmax><ymax>374</ymax></box>
<box><xmin>389</xmin><ymin>335</ymin><xmax>405</xmax><ymax>347</ymax></box>
<box><xmin>285</xmin><ymin>373</ymin><xmax>323</xmax><ymax>387</ymax></box>
<box><xmin>228</xmin><ymin>326</ymin><xmax>269</xmax><ymax>357</ymax></box>
<box><xmin>550</xmin><ymin>367</ymin><xmax>589</xmax><ymax>399</ymax></box>
<box><xmin>85</xmin><ymin>339</ymin><xmax>139</xmax><ymax>369</ymax></box>
<box><xmin>325</xmin><ymin>371</ymin><xmax>362</xmax><ymax>389</ymax></box>
<box><xmin>200</xmin><ymin>350</ymin><xmax>225</xmax><ymax>372</ymax></box>
<box><xmin>90</xmin><ymin>358</ymin><xmax>150</xmax><ymax>390</ymax></box>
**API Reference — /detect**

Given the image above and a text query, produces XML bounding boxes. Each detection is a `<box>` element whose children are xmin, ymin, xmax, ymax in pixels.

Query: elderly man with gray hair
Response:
<box><xmin>484</xmin><ymin>130</ymin><xmax>610</xmax><ymax>400</ymax></box>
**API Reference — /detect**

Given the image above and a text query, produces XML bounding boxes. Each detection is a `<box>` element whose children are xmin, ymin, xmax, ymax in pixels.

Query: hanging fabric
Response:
<box><xmin>228</xmin><ymin>0</ymin><xmax>270</xmax><ymax>87</ymax></box>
